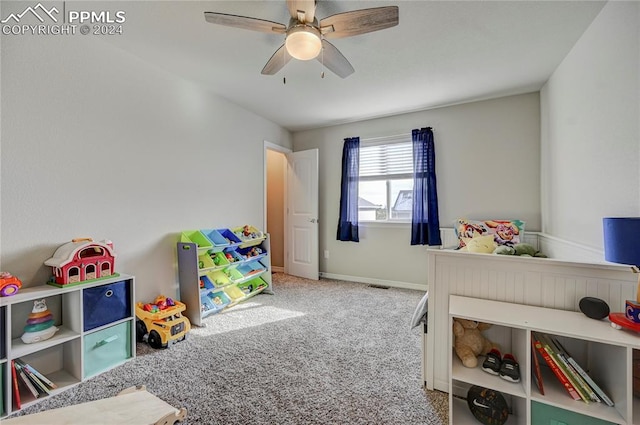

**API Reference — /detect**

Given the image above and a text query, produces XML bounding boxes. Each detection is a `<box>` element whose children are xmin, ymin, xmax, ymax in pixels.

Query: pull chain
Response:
<box><xmin>283</xmin><ymin>46</ymin><xmax>287</xmax><ymax>84</ymax></box>
<box><xmin>321</xmin><ymin>43</ymin><xmax>325</xmax><ymax>79</ymax></box>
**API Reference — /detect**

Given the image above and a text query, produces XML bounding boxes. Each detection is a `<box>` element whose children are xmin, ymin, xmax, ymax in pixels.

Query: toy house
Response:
<box><xmin>44</xmin><ymin>239</ymin><xmax>117</xmax><ymax>286</ymax></box>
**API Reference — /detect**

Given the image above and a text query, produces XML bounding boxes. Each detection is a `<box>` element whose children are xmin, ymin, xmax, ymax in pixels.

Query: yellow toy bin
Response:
<box><xmin>232</xmin><ymin>225</ymin><xmax>266</xmax><ymax>248</ymax></box>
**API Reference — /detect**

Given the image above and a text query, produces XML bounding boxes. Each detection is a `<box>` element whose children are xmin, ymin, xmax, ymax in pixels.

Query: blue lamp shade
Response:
<box><xmin>603</xmin><ymin>217</ymin><xmax>640</xmax><ymax>266</ymax></box>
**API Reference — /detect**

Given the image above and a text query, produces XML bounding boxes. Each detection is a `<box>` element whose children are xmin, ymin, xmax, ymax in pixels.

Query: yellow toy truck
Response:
<box><xmin>135</xmin><ymin>296</ymin><xmax>191</xmax><ymax>349</ymax></box>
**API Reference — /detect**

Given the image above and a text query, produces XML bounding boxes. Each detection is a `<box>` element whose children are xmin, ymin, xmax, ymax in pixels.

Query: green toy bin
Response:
<box><xmin>224</xmin><ymin>285</ymin><xmax>245</xmax><ymax>302</ymax></box>
<box><xmin>237</xmin><ymin>277</ymin><xmax>268</xmax><ymax>295</ymax></box>
<box><xmin>180</xmin><ymin>230</ymin><xmax>213</xmax><ymax>254</ymax></box>
<box><xmin>205</xmin><ymin>270</ymin><xmax>231</xmax><ymax>288</ymax></box>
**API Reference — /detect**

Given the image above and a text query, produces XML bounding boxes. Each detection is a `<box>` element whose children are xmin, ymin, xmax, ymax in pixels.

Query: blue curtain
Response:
<box><xmin>337</xmin><ymin>137</ymin><xmax>360</xmax><ymax>242</ymax></box>
<box><xmin>411</xmin><ymin>128</ymin><xmax>442</xmax><ymax>246</ymax></box>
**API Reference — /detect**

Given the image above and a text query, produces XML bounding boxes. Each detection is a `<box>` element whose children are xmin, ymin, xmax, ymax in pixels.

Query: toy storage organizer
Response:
<box><xmin>177</xmin><ymin>226</ymin><xmax>272</xmax><ymax>327</ymax></box>
<box><xmin>0</xmin><ymin>274</ymin><xmax>135</xmax><ymax>419</ymax></box>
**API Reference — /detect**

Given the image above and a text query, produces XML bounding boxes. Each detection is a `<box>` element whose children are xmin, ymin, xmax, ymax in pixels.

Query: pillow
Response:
<box><xmin>484</xmin><ymin>220</ymin><xmax>525</xmax><ymax>246</ymax></box>
<box><xmin>455</xmin><ymin>218</ymin><xmax>525</xmax><ymax>249</ymax></box>
<box><xmin>454</xmin><ymin>219</ymin><xmax>490</xmax><ymax>249</ymax></box>
<box><xmin>464</xmin><ymin>234</ymin><xmax>497</xmax><ymax>254</ymax></box>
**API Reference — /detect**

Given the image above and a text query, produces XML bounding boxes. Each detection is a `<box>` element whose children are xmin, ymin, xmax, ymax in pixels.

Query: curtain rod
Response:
<box><xmin>360</xmin><ymin>128</ymin><xmax>433</xmax><ymax>144</ymax></box>
<box><xmin>360</xmin><ymin>133</ymin><xmax>411</xmax><ymax>143</ymax></box>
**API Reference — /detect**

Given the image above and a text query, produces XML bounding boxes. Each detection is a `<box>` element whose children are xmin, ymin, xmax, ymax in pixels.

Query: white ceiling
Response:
<box><xmin>105</xmin><ymin>1</ymin><xmax>606</xmax><ymax>132</ymax></box>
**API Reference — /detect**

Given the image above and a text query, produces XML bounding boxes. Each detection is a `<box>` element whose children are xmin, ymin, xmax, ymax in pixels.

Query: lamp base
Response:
<box><xmin>626</xmin><ymin>299</ymin><xmax>640</xmax><ymax>324</ymax></box>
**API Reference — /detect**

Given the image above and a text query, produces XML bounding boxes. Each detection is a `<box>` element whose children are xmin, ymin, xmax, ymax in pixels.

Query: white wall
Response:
<box><xmin>1</xmin><ymin>34</ymin><xmax>291</xmax><ymax>301</ymax></box>
<box><xmin>541</xmin><ymin>1</ymin><xmax>640</xmax><ymax>249</ymax></box>
<box><xmin>293</xmin><ymin>93</ymin><xmax>540</xmax><ymax>288</ymax></box>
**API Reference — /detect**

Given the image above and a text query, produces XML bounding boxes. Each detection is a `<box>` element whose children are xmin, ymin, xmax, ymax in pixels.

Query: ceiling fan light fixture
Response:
<box><xmin>285</xmin><ymin>25</ymin><xmax>322</xmax><ymax>60</ymax></box>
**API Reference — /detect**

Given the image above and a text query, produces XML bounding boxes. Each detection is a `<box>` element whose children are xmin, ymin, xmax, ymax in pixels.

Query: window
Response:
<box><xmin>358</xmin><ymin>138</ymin><xmax>413</xmax><ymax>222</ymax></box>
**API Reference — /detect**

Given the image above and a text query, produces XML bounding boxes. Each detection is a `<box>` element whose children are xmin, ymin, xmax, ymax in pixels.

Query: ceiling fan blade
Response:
<box><xmin>318</xmin><ymin>40</ymin><xmax>354</xmax><ymax>79</ymax></box>
<box><xmin>287</xmin><ymin>0</ymin><xmax>316</xmax><ymax>23</ymax></box>
<box><xmin>204</xmin><ymin>12</ymin><xmax>286</xmax><ymax>34</ymax></box>
<box><xmin>262</xmin><ymin>45</ymin><xmax>292</xmax><ymax>75</ymax></box>
<box><xmin>320</xmin><ymin>6</ymin><xmax>399</xmax><ymax>39</ymax></box>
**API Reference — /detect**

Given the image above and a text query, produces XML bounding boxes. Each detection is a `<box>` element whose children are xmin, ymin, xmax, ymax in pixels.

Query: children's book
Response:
<box><xmin>531</xmin><ymin>331</ymin><xmax>580</xmax><ymax>401</ymax></box>
<box><xmin>11</xmin><ymin>360</ymin><xmax>21</xmax><ymax>409</ymax></box>
<box><xmin>531</xmin><ymin>333</ymin><xmax>544</xmax><ymax>395</ymax></box>
<box><xmin>553</xmin><ymin>338</ymin><xmax>614</xmax><ymax>407</ymax></box>
<box><xmin>15</xmin><ymin>358</ymin><xmax>57</xmax><ymax>389</ymax></box>
<box><xmin>537</xmin><ymin>332</ymin><xmax>591</xmax><ymax>403</ymax></box>
<box><xmin>15</xmin><ymin>362</ymin><xmax>40</xmax><ymax>399</ymax></box>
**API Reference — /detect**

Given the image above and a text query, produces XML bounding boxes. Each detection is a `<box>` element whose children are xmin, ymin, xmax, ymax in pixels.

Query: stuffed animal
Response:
<box><xmin>493</xmin><ymin>242</ymin><xmax>547</xmax><ymax>258</ymax></box>
<box><xmin>453</xmin><ymin>318</ymin><xmax>497</xmax><ymax>368</ymax></box>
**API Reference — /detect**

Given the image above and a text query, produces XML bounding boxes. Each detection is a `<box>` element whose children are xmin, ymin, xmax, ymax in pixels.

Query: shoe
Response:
<box><xmin>499</xmin><ymin>353</ymin><xmax>521</xmax><ymax>383</ymax></box>
<box><xmin>482</xmin><ymin>349</ymin><xmax>502</xmax><ymax>375</ymax></box>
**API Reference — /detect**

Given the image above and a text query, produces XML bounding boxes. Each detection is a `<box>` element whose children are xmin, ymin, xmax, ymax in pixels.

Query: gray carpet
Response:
<box><xmin>10</xmin><ymin>274</ymin><xmax>448</xmax><ymax>424</ymax></box>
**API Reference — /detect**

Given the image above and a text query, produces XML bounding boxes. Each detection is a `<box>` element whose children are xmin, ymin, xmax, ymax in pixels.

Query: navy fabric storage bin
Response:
<box><xmin>83</xmin><ymin>280</ymin><xmax>130</xmax><ymax>331</ymax></box>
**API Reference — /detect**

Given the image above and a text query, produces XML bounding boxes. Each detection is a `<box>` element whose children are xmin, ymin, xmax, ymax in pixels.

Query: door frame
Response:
<box><xmin>264</xmin><ymin>140</ymin><xmax>292</xmax><ymax>274</ymax></box>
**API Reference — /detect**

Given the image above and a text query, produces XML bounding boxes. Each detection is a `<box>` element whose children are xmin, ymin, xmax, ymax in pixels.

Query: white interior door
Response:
<box><xmin>286</xmin><ymin>149</ymin><xmax>319</xmax><ymax>280</ymax></box>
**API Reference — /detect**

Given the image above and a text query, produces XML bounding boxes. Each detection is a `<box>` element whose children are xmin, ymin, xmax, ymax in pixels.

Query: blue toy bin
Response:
<box><xmin>236</xmin><ymin>260</ymin><xmax>266</xmax><ymax>278</ymax></box>
<box><xmin>200</xmin><ymin>292</ymin><xmax>226</xmax><ymax>316</ymax></box>
<box><xmin>208</xmin><ymin>290</ymin><xmax>230</xmax><ymax>307</ymax></box>
<box><xmin>237</xmin><ymin>246</ymin><xmax>267</xmax><ymax>262</ymax></box>
<box><xmin>216</xmin><ymin>228</ymin><xmax>242</xmax><ymax>248</ymax></box>
<box><xmin>199</xmin><ymin>275</ymin><xmax>215</xmax><ymax>291</ymax></box>
<box><xmin>201</xmin><ymin>229</ymin><xmax>229</xmax><ymax>253</ymax></box>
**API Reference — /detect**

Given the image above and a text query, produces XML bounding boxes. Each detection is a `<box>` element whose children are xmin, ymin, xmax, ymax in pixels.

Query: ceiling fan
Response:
<box><xmin>204</xmin><ymin>0</ymin><xmax>399</xmax><ymax>79</ymax></box>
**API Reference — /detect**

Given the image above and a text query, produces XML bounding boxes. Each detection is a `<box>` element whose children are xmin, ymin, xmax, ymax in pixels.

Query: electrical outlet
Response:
<box><xmin>324</xmin><ymin>250</ymin><xmax>329</xmax><ymax>259</ymax></box>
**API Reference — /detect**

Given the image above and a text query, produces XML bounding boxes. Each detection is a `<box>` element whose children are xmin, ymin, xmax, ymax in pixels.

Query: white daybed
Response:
<box><xmin>421</xmin><ymin>232</ymin><xmax>637</xmax><ymax>392</ymax></box>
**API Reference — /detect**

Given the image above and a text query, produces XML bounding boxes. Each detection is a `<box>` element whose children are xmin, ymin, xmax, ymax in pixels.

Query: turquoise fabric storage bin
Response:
<box><xmin>531</xmin><ymin>401</ymin><xmax>617</xmax><ymax>425</ymax></box>
<box><xmin>83</xmin><ymin>280</ymin><xmax>131</xmax><ymax>331</ymax></box>
<box><xmin>83</xmin><ymin>321</ymin><xmax>131</xmax><ymax>378</ymax></box>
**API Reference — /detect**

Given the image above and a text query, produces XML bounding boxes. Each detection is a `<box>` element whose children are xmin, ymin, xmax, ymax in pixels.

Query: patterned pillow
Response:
<box><xmin>455</xmin><ymin>219</ymin><xmax>525</xmax><ymax>249</ymax></box>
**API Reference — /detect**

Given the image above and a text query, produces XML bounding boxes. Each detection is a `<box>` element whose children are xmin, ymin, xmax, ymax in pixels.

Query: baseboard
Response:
<box><xmin>319</xmin><ymin>272</ymin><xmax>427</xmax><ymax>292</ymax></box>
<box><xmin>271</xmin><ymin>266</ymin><xmax>284</xmax><ymax>273</ymax></box>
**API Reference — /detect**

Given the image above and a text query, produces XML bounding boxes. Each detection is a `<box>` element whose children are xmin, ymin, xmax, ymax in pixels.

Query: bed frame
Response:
<box><xmin>422</xmin><ymin>232</ymin><xmax>637</xmax><ymax>392</ymax></box>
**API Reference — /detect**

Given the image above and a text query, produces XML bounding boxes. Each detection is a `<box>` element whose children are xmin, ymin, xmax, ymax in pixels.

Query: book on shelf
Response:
<box><xmin>14</xmin><ymin>362</ymin><xmax>41</xmax><ymax>399</ymax></box>
<box><xmin>531</xmin><ymin>333</ymin><xmax>544</xmax><ymax>395</ymax></box>
<box><xmin>10</xmin><ymin>360</ymin><xmax>21</xmax><ymax>409</ymax></box>
<box><xmin>547</xmin><ymin>336</ymin><xmax>600</xmax><ymax>403</ymax></box>
<box><xmin>14</xmin><ymin>361</ymin><xmax>51</xmax><ymax>396</ymax></box>
<box><xmin>15</xmin><ymin>358</ymin><xmax>57</xmax><ymax>390</ymax></box>
<box><xmin>531</xmin><ymin>331</ymin><xmax>581</xmax><ymax>401</ymax></box>
<box><xmin>552</xmin><ymin>337</ymin><xmax>615</xmax><ymax>407</ymax></box>
<box><xmin>537</xmin><ymin>332</ymin><xmax>592</xmax><ymax>404</ymax></box>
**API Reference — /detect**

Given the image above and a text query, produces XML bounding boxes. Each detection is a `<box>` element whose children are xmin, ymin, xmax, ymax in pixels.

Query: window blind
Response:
<box><xmin>359</xmin><ymin>141</ymin><xmax>412</xmax><ymax>178</ymax></box>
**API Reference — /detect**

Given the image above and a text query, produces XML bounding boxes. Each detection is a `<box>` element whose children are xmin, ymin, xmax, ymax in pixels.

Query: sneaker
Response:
<box><xmin>499</xmin><ymin>354</ymin><xmax>521</xmax><ymax>383</ymax></box>
<box><xmin>482</xmin><ymin>349</ymin><xmax>502</xmax><ymax>375</ymax></box>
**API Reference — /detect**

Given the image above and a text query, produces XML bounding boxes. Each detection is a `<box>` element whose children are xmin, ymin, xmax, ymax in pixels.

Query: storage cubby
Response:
<box><xmin>177</xmin><ymin>227</ymin><xmax>272</xmax><ymax>327</ymax></box>
<box><xmin>449</xmin><ymin>295</ymin><xmax>640</xmax><ymax>425</ymax></box>
<box><xmin>0</xmin><ymin>274</ymin><xmax>135</xmax><ymax>418</ymax></box>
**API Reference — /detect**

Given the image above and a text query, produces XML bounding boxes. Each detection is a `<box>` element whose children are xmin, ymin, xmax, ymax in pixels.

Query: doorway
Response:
<box><xmin>264</xmin><ymin>142</ymin><xmax>290</xmax><ymax>273</ymax></box>
<box><xmin>264</xmin><ymin>141</ymin><xmax>320</xmax><ymax>280</ymax></box>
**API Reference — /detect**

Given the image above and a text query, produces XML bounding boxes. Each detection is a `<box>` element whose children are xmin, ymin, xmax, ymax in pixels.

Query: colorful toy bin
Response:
<box><xmin>45</xmin><ymin>238</ymin><xmax>117</xmax><ymax>287</ymax></box>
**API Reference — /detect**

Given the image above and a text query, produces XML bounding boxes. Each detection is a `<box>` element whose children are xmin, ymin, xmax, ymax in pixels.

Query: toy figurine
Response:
<box><xmin>0</xmin><ymin>271</ymin><xmax>22</xmax><ymax>297</ymax></box>
<box><xmin>21</xmin><ymin>299</ymin><xmax>59</xmax><ymax>344</ymax></box>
